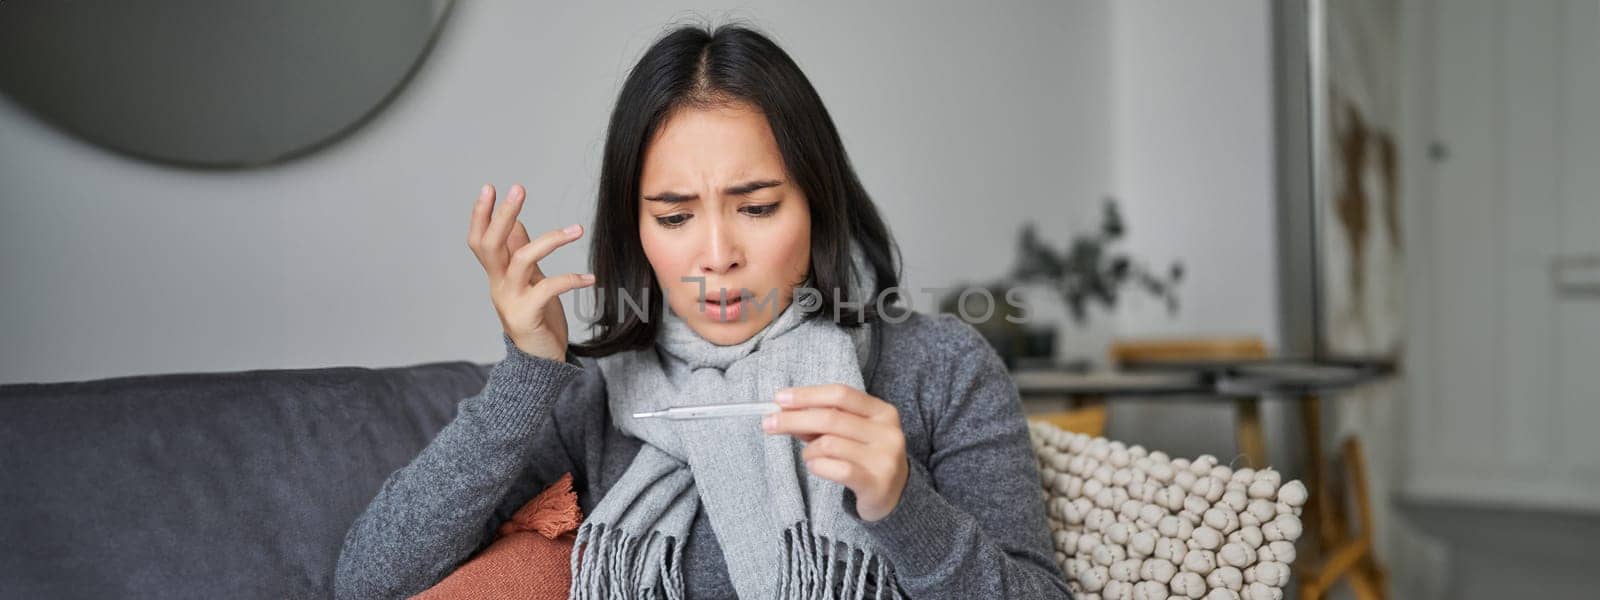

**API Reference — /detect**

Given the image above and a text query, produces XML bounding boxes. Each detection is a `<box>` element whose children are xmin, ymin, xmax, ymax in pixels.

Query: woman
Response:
<box><xmin>336</xmin><ymin>23</ymin><xmax>1068</xmax><ymax>600</ymax></box>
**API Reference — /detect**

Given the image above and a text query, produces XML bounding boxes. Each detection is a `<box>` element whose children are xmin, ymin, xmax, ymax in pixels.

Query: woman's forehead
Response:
<box><xmin>642</xmin><ymin>105</ymin><xmax>785</xmax><ymax>183</ymax></box>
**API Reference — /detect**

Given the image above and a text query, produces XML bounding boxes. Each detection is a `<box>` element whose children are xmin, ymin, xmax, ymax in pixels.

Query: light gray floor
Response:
<box><xmin>1397</xmin><ymin>500</ymin><xmax>1600</xmax><ymax>599</ymax></box>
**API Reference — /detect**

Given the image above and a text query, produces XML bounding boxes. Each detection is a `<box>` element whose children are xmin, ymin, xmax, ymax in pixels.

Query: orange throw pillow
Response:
<box><xmin>412</xmin><ymin>473</ymin><xmax>582</xmax><ymax>600</ymax></box>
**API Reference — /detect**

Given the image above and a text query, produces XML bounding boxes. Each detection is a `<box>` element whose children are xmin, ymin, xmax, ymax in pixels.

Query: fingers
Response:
<box><xmin>799</xmin><ymin>433</ymin><xmax>868</xmax><ymax>464</ymax></box>
<box><xmin>770</xmin><ymin>390</ymin><xmax>911</xmax><ymax>522</ymax></box>
<box><xmin>799</xmin><ymin>433</ymin><xmax>874</xmax><ymax>490</ymax></box>
<box><xmin>803</xmin><ymin>450</ymin><xmax>911</xmax><ymax>522</ymax></box>
<box><xmin>469</xmin><ymin>183</ymin><xmax>520</xmax><ymax>276</ymax></box>
<box><xmin>506</xmin><ymin>224</ymin><xmax>582</xmax><ymax>288</ymax></box>
<box><xmin>762</xmin><ymin>405</ymin><xmax>887</xmax><ymax>444</ymax></box>
<box><xmin>468</xmin><ymin>184</ymin><xmax>581</xmax><ymax>288</ymax></box>
<box><xmin>467</xmin><ymin>184</ymin><xmax>495</xmax><ymax>257</ymax></box>
<box><xmin>508</xmin><ymin>220</ymin><xmax>531</xmax><ymax>254</ymax></box>
<box><xmin>505</xmin><ymin>221</ymin><xmax>537</xmax><ymax>285</ymax></box>
<box><xmin>528</xmin><ymin>272</ymin><xmax>597</xmax><ymax>309</ymax></box>
<box><xmin>774</xmin><ymin>384</ymin><xmax>898</xmax><ymax>423</ymax></box>
<box><xmin>477</xmin><ymin>184</ymin><xmax>527</xmax><ymax>274</ymax></box>
<box><xmin>802</xmin><ymin>456</ymin><xmax>865</xmax><ymax>489</ymax></box>
<box><xmin>798</xmin><ymin>439</ymin><xmax>900</xmax><ymax>494</ymax></box>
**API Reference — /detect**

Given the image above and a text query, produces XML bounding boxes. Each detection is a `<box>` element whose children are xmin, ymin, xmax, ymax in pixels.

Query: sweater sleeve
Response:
<box><xmin>853</xmin><ymin>317</ymin><xmax>1071</xmax><ymax>599</ymax></box>
<box><xmin>333</xmin><ymin>334</ymin><xmax>586</xmax><ymax>600</ymax></box>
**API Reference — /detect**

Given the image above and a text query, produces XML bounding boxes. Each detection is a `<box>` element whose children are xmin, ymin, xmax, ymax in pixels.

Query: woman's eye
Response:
<box><xmin>742</xmin><ymin>203</ymin><xmax>779</xmax><ymax>217</ymax></box>
<box><xmin>655</xmin><ymin>214</ymin><xmax>690</xmax><ymax>228</ymax></box>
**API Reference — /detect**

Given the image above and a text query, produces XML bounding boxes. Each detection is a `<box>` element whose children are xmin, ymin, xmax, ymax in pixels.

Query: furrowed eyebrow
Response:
<box><xmin>725</xmin><ymin>179</ymin><xmax>783</xmax><ymax>195</ymax></box>
<box><xmin>643</xmin><ymin>179</ymin><xmax>783</xmax><ymax>203</ymax></box>
<box><xmin>642</xmin><ymin>191</ymin><xmax>696</xmax><ymax>203</ymax></box>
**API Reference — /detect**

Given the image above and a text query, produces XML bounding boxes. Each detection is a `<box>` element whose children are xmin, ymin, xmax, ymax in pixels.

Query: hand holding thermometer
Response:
<box><xmin>631</xmin><ymin>401</ymin><xmax>780</xmax><ymax>421</ymax></box>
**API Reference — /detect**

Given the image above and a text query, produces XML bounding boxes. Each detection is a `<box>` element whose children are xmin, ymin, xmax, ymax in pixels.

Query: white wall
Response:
<box><xmin>1110</xmin><ymin>1</ymin><xmax>1279</xmax><ymax>345</ymax></box>
<box><xmin>0</xmin><ymin>0</ymin><xmax>1113</xmax><ymax>384</ymax></box>
<box><xmin>1100</xmin><ymin>0</ymin><xmax>1284</xmax><ymax>465</ymax></box>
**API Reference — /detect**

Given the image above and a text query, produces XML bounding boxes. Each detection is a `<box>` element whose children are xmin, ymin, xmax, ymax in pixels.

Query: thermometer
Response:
<box><xmin>631</xmin><ymin>402</ymin><xmax>781</xmax><ymax>420</ymax></box>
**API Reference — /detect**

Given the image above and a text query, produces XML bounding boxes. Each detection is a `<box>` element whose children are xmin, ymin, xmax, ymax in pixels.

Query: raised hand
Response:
<box><xmin>467</xmin><ymin>183</ymin><xmax>594</xmax><ymax>363</ymax></box>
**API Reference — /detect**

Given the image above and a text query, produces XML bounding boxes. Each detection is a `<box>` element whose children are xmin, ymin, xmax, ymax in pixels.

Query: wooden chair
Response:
<box><xmin>1297</xmin><ymin>436</ymin><xmax>1390</xmax><ymax>600</ymax></box>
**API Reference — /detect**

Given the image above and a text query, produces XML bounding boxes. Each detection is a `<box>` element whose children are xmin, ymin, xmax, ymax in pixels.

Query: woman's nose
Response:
<box><xmin>698</xmin><ymin>218</ymin><xmax>743</xmax><ymax>275</ymax></box>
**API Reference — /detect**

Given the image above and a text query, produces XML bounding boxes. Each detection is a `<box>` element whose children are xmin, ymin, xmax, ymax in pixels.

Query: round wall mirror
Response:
<box><xmin>0</xmin><ymin>0</ymin><xmax>456</xmax><ymax>169</ymax></box>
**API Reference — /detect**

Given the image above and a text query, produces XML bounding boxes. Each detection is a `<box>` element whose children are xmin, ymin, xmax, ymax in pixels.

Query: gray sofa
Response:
<box><xmin>0</xmin><ymin>359</ymin><xmax>495</xmax><ymax>599</ymax></box>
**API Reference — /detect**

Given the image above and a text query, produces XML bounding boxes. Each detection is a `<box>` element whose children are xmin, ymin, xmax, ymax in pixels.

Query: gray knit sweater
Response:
<box><xmin>334</xmin><ymin>311</ymin><xmax>1070</xmax><ymax>599</ymax></box>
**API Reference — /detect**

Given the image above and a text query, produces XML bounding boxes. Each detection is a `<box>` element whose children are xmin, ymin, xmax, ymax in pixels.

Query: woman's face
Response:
<box><xmin>638</xmin><ymin>102</ymin><xmax>811</xmax><ymax>345</ymax></box>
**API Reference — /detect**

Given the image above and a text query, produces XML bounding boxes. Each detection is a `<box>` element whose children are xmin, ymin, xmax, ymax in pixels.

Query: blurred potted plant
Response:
<box><xmin>941</xmin><ymin>197</ymin><xmax>1184</xmax><ymax>368</ymax></box>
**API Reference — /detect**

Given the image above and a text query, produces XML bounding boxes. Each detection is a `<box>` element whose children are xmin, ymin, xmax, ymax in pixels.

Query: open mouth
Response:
<box><xmin>698</xmin><ymin>290</ymin><xmax>750</xmax><ymax>321</ymax></box>
<box><xmin>699</xmin><ymin>290</ymin><xmax>750</xmax><ymax>306</ymax></box>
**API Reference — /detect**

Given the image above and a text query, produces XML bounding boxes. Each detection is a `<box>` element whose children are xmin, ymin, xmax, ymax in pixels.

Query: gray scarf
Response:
<box><xmin>577</xmin><ymin>253</ymin><xmax>900</xmax><ymax>600</ymax></box>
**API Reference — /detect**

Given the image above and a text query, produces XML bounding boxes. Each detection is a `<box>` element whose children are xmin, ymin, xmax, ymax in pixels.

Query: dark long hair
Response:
<box><xmin>570</xmin><ymin>22</ymin><xmax>902</xmax><ymax>358</ymax></box>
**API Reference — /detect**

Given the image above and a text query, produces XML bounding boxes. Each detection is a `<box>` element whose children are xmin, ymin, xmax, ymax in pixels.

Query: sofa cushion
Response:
<box><xmin>0</xmin><ymin>360</ymin><xmax>492</xmax><ymax>599</ymax></box>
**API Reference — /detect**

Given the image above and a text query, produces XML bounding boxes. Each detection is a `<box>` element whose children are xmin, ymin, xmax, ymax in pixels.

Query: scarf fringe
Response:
<box><xmin>779</xmin><ymin>520</ymin><xmax>901</xmax><ymax>600</ymax></box>
<box><xmin>569</xmin><ymin>520</ymin><xmax>899</xmax><ymax>599</ymax></box>
<box><xmin>569</xmin><ymin>521</ymin><xmax>685</xmax><ymax>600</ymax></box>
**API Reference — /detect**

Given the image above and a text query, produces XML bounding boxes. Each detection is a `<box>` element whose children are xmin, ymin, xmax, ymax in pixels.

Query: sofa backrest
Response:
<box><xmin>0</xmin><ymin>360</ymin><xmax>492</xmax><ymax>599</ymax></box>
